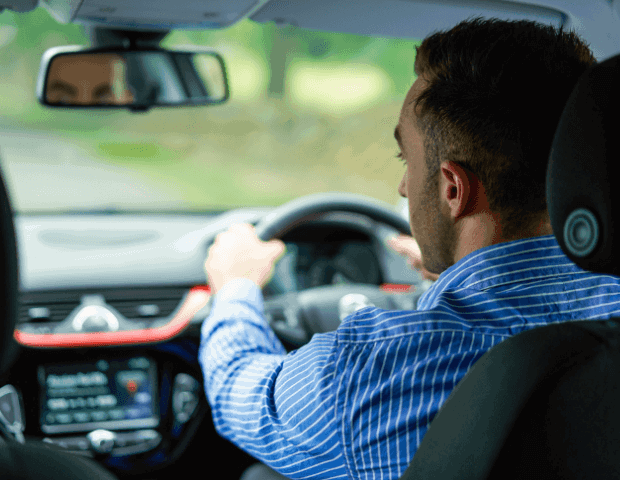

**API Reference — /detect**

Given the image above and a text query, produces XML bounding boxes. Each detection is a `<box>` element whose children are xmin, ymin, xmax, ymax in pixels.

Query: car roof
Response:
<box><xmin>33</xmin><ymin>0</ymin><xmax>620</xmax><ymax>60</ymax></box>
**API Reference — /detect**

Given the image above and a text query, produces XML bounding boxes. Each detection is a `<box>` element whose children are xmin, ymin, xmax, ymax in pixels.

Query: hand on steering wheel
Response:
<box><xmin>203</xmin><ymin>193</ymin><xmax>421</xmax><ymax>347</ymax></box>
<box><xmin>386</xmin><ymin>235</ymin><xmax>440</xmax><ymax>281</ymax></box>
<box><xmin>204</xmin><ymin>223</ymin><xmax>286</xmax><ymax>295</ymax></box>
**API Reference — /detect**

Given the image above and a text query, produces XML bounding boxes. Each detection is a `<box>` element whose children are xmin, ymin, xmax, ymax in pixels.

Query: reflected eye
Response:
<box><xmin>395</xmin><ymin>151</ymin><xmax>405</xmax><ymax>163</ymax></box>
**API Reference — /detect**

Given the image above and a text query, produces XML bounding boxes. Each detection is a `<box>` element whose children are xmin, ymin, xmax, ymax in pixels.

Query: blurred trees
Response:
<box><xmin>0</xmin><ymin>7</ymin><xmax>419</xmax><ymax>210</ymax></box>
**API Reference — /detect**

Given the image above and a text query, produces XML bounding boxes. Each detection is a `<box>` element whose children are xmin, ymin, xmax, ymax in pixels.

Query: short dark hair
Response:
<box><xmin>412</xmin><ymin>17</ymin><xmax>596</xmax><ymax>239</ymax></box>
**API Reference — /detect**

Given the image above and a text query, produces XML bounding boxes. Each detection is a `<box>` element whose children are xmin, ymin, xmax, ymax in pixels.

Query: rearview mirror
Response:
<box><xmin>37</xmin><ymin>46</ymin><xmax>229</xmax><ymax>112</ymax></box>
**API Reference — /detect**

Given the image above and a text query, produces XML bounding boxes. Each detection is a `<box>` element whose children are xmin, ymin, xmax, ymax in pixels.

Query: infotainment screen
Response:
<box><xmin>39</xmin><ymin>356</ymin><xmax>159</xmax><ymax>434</ymax></box>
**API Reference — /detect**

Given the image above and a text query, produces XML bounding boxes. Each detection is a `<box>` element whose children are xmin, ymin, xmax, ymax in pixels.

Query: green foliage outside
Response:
<box><xmin>0</xmin><ymin>7</ymin><xmax>420</xmax><ymax>212</ymax></box>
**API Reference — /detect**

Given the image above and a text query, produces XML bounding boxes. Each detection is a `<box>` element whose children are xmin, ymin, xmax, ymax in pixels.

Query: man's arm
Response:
<box><xmin>199</xmin><ymin>278</ymin><xmax>349</xmax><ymax>479</ymax></box>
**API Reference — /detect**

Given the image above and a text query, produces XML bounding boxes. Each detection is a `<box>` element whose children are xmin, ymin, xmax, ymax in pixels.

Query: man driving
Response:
<box><xmin>199</xmin><ymin>17</ymin><xmax>620</xmax><ymax>479</ymax></box>
<box><xmin>46</xmin><ymin>53</ymin><xmax>134</xmax><ymax>105</ymax></box>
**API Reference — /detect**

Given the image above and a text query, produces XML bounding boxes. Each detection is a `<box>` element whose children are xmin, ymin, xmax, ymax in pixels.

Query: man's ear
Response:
<box><xmin>439</xmin><ymin>161</ymin><xmax>488</xmax><ymax>220</ymax></box>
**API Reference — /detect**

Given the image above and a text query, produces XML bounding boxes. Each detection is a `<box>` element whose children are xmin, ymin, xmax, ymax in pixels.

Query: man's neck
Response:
<box><xmin>454</xmin><ymin>212</ymin><xmax>553</xmax><ymax>264</ymax></box>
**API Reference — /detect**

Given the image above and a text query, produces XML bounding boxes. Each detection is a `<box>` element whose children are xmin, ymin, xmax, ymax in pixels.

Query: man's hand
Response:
<box><xmin>205</xmin><ymin>223</ymin><xmax>287</xmax><ymax>294</ymax></box>
<box><xmin>387</xmin><ymin>235</ymin><xmax>440</xmax><ymax>281</ymax></box>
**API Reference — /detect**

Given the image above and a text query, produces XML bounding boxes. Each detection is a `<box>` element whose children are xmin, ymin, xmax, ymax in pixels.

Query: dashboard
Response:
<box><xmin>3</xmin><ymin>210</ymin><xmax>428</xmax><ymax>478</ymax></box>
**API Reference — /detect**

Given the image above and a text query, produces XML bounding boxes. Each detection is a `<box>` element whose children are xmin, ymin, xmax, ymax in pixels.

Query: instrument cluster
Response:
<box><xmin>265</xmin><ymin>240</ymin><xmax>382</xmax><ymax>295</ymax></box>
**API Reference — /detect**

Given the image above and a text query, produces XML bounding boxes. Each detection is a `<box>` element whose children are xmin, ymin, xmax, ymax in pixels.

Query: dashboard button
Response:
<box><xmin>126</xmin><ymin>408</ymin><xmax>142</xmax><ymax>419</ymax></box>
<box><xmin>173</xmin><ymin>391</ymin><xmax>198</xmax><ymax>424</ymax></box>
<box><xmin>135</xmin><ymin>392</ymin><xmax>151</xmax><ymax>404</ymax></box>
<box><xmin>90</xmin><ymin>410</ymin><xmax>107</xmax><ymax>421</ymax></box>
<box><xmin>108</xmin><ymin>409</ymin><xmax>124</xmax><ymax>420</ymax></box>
<box><xmin>96</xmin><ymin>395</ymin><xmax>117</xmax><ymax>407</ymax></box>
<box><xmin>47</xmin><ymin>398</ymin><xmax>68</xmax><ymax>411</ymax></box>
<box><xmin>135</xmin><ymin>429</ymin><xmax>158</xmax><ymax>441</ymax></box>
<box><xmin>73</xmin><ymin>412</ymin><xmax>90</xmax><ymax>423</ymax></box>
<box><xmin>172</xmin><ymin>374</ymin><xmax>200</xmax><ymax>424</ymax></box>
<box><xmin>56</xmin><ymin>413</ymin><xmax>72</xmax><ymax>423</ymax></box>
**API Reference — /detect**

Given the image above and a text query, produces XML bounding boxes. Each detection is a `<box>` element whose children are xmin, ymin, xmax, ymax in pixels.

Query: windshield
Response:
<box><xmin>0</xmin><ymin>7</ymin><xmax>418</xmax><ymax>213</ymax></box>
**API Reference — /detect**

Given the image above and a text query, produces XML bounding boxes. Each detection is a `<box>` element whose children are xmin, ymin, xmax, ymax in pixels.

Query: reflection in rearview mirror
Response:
<box><xmin>47</xmin><ymin>53</ymin><xmax>134</xmax><ymax>106</ymax></box>
<box><xmin>39</xmin><ymin>48</ymin><xmax>229</xmax><ymax>111</ymax></box>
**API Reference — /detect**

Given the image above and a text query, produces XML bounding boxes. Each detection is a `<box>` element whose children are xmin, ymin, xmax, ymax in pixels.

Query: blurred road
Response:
<box><xmin>0</xmin><ymin>129</ymin><xmax>177</xmax><ymax>212</ymax></box>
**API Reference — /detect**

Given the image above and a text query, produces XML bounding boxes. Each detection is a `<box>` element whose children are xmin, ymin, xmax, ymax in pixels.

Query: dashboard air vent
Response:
<box><xmin>19</xmin><ymin>291</ymin><xmax>83</xmax><ymax>324</ymax></box>
<box><xmin>107</xmin><ymin>299</ymin><xmax>181</xmax><ymax>319</ymax></box>
<box><xmin>105</xmin><ymin>288</ymin><xmax>186</xmax><ymax>319</ymax></box>
<box><xmin>18</xmin><ymin>288</ymin><xmax>187</xmax><ymax>324</ymax></box>
<box><xmin>18</xmin><ymin>301</ymin><xmax>80</xmax><ymax>323</ymax></box>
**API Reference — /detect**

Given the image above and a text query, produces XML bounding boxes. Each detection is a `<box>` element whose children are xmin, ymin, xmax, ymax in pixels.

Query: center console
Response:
<box><xmin>6</xmin><ymin>341</ymin><xmax>206</xmax><ymax>475</ymax></box>
<box><xmin>38</xmin><ymin>355</ymin><xmax>166</xmax><ymax>456</ymax></box>
<box><xmin>40</xmin><ymin>356</ymin><xmax>159</xmax><ymax>435</ymax></box>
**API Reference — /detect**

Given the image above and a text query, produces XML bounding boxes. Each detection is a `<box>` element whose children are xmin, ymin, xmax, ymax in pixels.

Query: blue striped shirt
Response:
<box><xmin>199</xmin><ymin>234</ymin><xmax>620</xmax><ymax>479</ymax></box>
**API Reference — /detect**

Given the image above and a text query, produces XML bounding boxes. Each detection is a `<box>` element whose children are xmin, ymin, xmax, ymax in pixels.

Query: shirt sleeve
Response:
<box><xmin>198</xmin><ymin>278</ymin><xmax>349</xmax><ymax>479</ymax></box>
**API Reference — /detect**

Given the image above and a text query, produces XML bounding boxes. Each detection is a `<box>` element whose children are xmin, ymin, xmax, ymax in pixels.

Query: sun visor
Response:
<box><xmin>250</xmin><ymin>0</ymin><xmax>565</xmax><ymax>39</ymax></box>
<box><xmin>40</xmin><ymin>0</ymin><xmax>272</xmax><ymax>29</ymax></box>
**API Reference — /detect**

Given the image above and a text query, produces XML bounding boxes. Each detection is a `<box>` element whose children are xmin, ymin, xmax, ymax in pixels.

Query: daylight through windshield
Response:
<box><xmin>0</xmin><ymin>7</ymin><xmax>418</xmax><ymax>213</ymax></box>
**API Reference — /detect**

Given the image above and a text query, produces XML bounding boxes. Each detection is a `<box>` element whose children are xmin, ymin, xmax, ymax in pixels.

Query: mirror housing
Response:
<box><xmin>37</xmin><ymin>46</ymin><xmax>229</xmax><ymax>112</ymax></box>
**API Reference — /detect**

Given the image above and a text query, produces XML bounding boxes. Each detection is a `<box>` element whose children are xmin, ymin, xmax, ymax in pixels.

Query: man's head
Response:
<box><xmin>397</xmin><ymin>17</ymin><xmax>596</xmax><ymax>275</ymax></box>
<box><xmin>46</xmin><ymin>53</ymin><xmax>134</xmax><ymax>105</ymax></box>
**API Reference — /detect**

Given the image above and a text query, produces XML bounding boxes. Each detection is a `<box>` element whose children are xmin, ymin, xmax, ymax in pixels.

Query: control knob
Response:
<box><xmin>172</xmin><ymin>373</ymin><xmax>200</xmax><ymax>424</ymax></box>
<box><xmin>86</xmin><ymin>429</ymin><xmax>117</xmax><ymax>454</ymax></box>
<box><xmin>72</xmin><ymin>305</ymin><xmax>119</xmax><ymax>332</ymax></box>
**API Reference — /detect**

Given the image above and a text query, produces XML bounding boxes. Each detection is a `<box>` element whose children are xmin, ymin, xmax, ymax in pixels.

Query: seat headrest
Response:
<box><xmin>547</xmin><ymin>53</ymin><xmax>620</xmax><ymax>275</ymax></box>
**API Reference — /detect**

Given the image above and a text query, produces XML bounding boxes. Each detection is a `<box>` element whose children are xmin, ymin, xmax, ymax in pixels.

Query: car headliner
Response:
<box><xmin>32</xmin><ymin>0</ymin><xmax>620</xmax><ymax>61</ymax></box>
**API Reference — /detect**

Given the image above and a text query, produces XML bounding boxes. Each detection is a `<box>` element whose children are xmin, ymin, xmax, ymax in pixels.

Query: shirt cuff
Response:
<box><xmin>215</xmin><ymin>277</ymin><xmax>262</xmax><ymax>304</ymax></box>
<box><xmin>201</xmin><ymin>277</ymin><xmax>265</xmax><ymax>334</ymax></box>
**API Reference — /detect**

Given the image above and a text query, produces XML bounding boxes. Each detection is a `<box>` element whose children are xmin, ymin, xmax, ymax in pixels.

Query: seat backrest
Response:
<box><xmin>400</xmin><ymin>319</ymin><xmax>620</xmax><ymax>480</ymax></box>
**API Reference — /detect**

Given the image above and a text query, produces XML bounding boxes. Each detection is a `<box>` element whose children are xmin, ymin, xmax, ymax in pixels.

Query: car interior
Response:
<box><xmin>0</xmin><ymin>1</ymin><xmax>619</xmax><ymax>479</ymax></box>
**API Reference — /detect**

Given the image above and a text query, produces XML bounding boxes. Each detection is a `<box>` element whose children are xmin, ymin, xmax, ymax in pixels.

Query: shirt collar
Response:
<box><xmin>416</xmin><ymin>234</ymin><xmax>584</xmax><ymax>310</ymax></box>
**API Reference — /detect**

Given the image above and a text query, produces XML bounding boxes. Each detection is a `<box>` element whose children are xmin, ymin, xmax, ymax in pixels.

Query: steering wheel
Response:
<box><xmin>253</xmin><ymin>192</ymin><xmax>411</xmax><ymax>240</ymax></box>
<box><xmin>242</xmin><ymin>192</ymin><xmax>423</xmax><ymax>347</ymax></box>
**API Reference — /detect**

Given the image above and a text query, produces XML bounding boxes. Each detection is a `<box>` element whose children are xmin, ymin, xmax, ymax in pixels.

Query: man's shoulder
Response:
<box><xmin>336</xmin><ymin>305</ymin><xmax>484</xmax><ymax>344</ymax></box>
<box><xmin>337</xmin><ymin>269</ymin><xmax>620</xmax><ymax>346</ymax></box>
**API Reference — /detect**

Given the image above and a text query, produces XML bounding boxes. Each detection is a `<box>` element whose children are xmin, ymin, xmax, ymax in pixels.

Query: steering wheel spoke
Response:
<box><xmin>264</xmin><ymin>293</ymin><xmax>309</xmax><ymax>347</ymax></box>
<box><xmin>264</xmin><ymin>283</ymin><xmax>422</xmax><ymax>347</ymax></box>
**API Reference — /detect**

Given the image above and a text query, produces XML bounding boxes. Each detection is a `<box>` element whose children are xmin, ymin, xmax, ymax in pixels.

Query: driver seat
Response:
<box><xmin>0</xmin><ymin>169</ymin><xmax>119</xmax><ymax>479</ymax></box>
<box><xmin>399</xmin><ymin>52</ymin><xmax>620</xmax><ymax>479</ymax></box>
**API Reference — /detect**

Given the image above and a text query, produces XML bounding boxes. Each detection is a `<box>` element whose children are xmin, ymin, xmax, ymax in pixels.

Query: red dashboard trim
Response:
<box><xmin>380</xmin><ymin>283</ymin><xmax>416</xmax><ymax>293</ymax></box>
<box><xmin>14</xmin><ymin>283</ymin><xmax>414</xmax><ymax>348</ymax></box>
<box><xmin>13</xmin><ymin>286</ymin><xmax>212</xmax><ymax>348</ymax></box>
